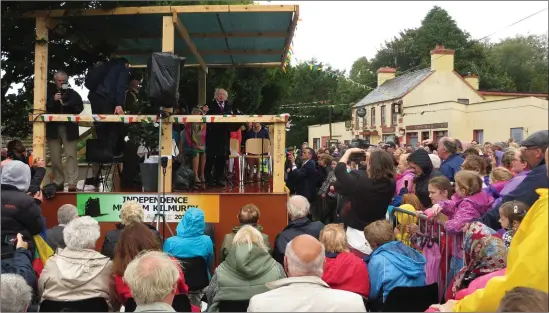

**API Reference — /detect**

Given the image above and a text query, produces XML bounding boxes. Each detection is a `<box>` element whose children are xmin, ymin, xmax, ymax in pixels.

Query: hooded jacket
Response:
<box><xmin>407</xmin><ymin>150</ymin><xmax>443</xmax><ymax>208</ymax></box>
<box><xmin>1</xmin><ymin>161</ymin><xmax>44</xmax><ymax>259</ymax></box>
<box><xmin>207</xmin><ymin>244</ymin><xmax>285</xmax><ymax>312</ymax></box>
<box><xmin>440</xmin><ymin>191</ymin><xmax>494</xmax><ymax>258</ymax></box>
<box><xmin>491</xmin><ymin>169</ymin><xmax>530</xmax><ymax>209</ymax></box>
<box><xmin>367</xmin><ymin>241</ymin><xmax>427</xmax><ymax>303</ymax></box>
<box><xmin>220</xmin><ymin>224</ymin><xmax>271</xmax><ymax>263</ymax></box>
<box><xmin>454</xmin><ymin>189</ymin><xmax>548</xmax><ymax>312</ymax></box>
<box><xmin>322</xmin><ymin>252</ymin><xmax>370</xmax><ymax>298</ymax></box>
<box><xmin>38</xmin><ymin>248</ymin><xmax>113</xmax><ymax>308</ymax></box>
<box><xmin>395</xmin><ymin>168</ymin><xmax>415</xmax><ymax>196</ymax></box>
<box><xmin>163</xmin><ymin>208</ymin><xmax>214</xmax><ymax>278</ymax></box>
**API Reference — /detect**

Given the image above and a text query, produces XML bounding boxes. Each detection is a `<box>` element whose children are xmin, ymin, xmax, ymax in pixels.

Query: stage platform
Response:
<box><xmin>40</xmin><ymin>181</ymin><xmax>288</xmax><ymax>266</ymax></box>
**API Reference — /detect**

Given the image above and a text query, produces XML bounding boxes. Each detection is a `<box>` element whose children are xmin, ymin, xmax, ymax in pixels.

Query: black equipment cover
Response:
<box><xmin>146</xmin><ymin>52</ymin><xmax>186</xmax><ymax>109</ymax></box>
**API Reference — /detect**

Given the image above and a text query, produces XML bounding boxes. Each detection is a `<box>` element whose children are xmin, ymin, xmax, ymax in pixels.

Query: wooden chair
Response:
<box><xmin>244</xmin><ymin>138</ymin><xmax>271</xmax><ymax>178</ymax></box>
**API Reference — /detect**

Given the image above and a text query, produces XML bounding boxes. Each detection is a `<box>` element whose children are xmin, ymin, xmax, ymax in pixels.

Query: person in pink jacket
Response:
<box><xmin>431</xmin><ymin>171</ymin><xmax>494</xmax><ymax>283</ymax></box>
<box><xmin>395</xmin><ymin>153</ymin><xmax>415</xmax><ymax>195</ymax></box>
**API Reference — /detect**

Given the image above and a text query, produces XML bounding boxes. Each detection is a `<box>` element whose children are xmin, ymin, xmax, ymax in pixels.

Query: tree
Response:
<box><xmin>487</xmin><ymin>34</ymin><xmax>548</xmax><ymax>92</ymax></box>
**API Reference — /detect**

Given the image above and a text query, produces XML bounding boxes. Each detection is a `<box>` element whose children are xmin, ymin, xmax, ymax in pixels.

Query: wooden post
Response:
<box><xmin>198</xmin><ymin>68</ymin><xmax>207</xmax><ymax>106</ymax></box>
<box><xmin>272</xmin><ymin>122</ymin><xmax>286</xmax><ymax>193</ymax></box>
<box><xmin>159</xmin><ymin>15</ymin><xmax>174</xmax><ymax>193</ymax></box>
<box><xmin>32</xmin><ymin>17</ymin><xmax>48</xmax><ymax>163</ymax></box>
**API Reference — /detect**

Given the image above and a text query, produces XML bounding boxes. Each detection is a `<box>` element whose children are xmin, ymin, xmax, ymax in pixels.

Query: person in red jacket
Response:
<box><xmin>319</xmin><ymin>223</ymin><xmax>370</xmax><ymax>298</ymax></box>
<box><xmin>113</xmin><ymin>223</ymin><xmax>200</xmax><ymax>312</ymax></box>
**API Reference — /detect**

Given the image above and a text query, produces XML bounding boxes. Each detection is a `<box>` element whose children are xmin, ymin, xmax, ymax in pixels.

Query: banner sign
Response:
<box><xmin>76</xmin><ymin>193</ymin><xmax>220</xmax><ymax>223</ymax></box>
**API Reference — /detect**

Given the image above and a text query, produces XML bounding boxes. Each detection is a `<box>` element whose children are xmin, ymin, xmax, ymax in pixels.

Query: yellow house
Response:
<box><xmin>308</xmin><ymin>121</ymin><xmax>353</xmax><ymax>150</ymax></box>
<box><xmin>352</xmin><ymin>44</ymin><xmax>549</xmax><ymax>146</ymax></box>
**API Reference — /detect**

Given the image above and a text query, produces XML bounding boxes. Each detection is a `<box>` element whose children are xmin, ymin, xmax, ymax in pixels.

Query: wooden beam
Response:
<box><xmin>32</xmin><ymin>17</ymin><xmax>48</xmax><ymax>163</ymax></box>
<box><xmin>28</xmin><ymin>114</ymin><xmax>291</xmax><ymax>124</ymax></box>
<box><xmin>22</xmin><ymin>5</ymin><xmax>297</xmax><ymax>18</ymax></box>
<box><xmin>272</xmin><ymin>122</ymin><xmax>286</xmax><ymax>193</ymax></box>
<box><xmin>130</xmin><ymin>62</ymin><xmax>281</xmax><ymax>68</ymax></box>
<box><xmin>116</xmin><ymin>49</ymin><xmax>283</xmax><ymax>56</ymax></box>
<box><xmin>198</xmin><ymin>69</ymin><xmax>207</xmax><ymax>106</ymax></box>
<box><xmin>95</xmin><ymin>31</ymin><xmax>287</xmax><ymax>40</ymax></box>
<box><xmin>190</xmin><ymin>31</ymin><xmax>286</xmax><ymax>38</ymax></box>
<box><xmin>172</xmin><ymin>12</ymin><xmax>207</xmax><ymax>74</ymax></box>
<box><xmin>281</xmin><ymin>6</ymin><xmax>299</xmax><ymax>69</ymax></box>
<box><xmin>160</xmin><ymin>15</ymin><xmax>174</xmax><ymax>193</ymax></box>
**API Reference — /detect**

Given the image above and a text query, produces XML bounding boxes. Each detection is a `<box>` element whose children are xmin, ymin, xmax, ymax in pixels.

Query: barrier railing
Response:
<box><xmin>28</xmin><ymin>113</ymin><xmax>290</xmax><ymax>193</ymax></box>
<box><xmin>389</xmin><ymin>206</ymin><xmax>462</xmax><ymax>301</ymax></box>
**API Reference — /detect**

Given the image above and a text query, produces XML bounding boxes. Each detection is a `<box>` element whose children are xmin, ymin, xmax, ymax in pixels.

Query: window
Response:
<box><xmin>313</xmin><ymin>138</ymin><xmax>320</xmax><ymax>150</ymax></box>
<box><xmin>392</xmin><ymin>104</ymin><xmax>398</xmax><ymax>126</ymax></box>
<box><xmin>383</xmin><ymin>134</ymin><xmax>395</xmax><ymax>143</ymax></box>
<box><xmin>473</xmin><ymin>130</ymin><xmax>484</xmax><ymax>144</ymax></box>
<box><xmin>381</xmin><ymin>105</ymin><xmax>386</xmax><ymax>126</ymax></box>
<box><xmin>371</xmin><ymin>107</ymin><xmax>376</xmax><ymax>126</ymax></box>
<box><xmin>510</xmin><ymin>128</ymin><xmax>524</xmax><ymax>142</ymax></box>
<box><xmin>457</xmin><ymin>98</ymin><xmax>470</xmax><ymax>104</ymax></box>
<box><xmin>407</xmin><ymin>132</ymin><xmax>419</xmax><ymax>148</ymax></box>
<box><xmin>433</xmin><ymin>130</ymin><xmax>448</xmax><ymax>142</ymax></box>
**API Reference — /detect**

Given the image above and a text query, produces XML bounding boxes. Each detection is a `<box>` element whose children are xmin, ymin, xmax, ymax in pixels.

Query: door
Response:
<box><xmin>421</xmin><ymin>131</ymin><xmax>430</xmax><ymax>142</ymax></box>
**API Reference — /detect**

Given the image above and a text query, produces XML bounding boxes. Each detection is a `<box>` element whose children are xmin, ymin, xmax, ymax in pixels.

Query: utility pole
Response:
<box><xmin>328</xmin><ymin>105</ymin><xmax>333</xmax><ymax>142</ymax></box>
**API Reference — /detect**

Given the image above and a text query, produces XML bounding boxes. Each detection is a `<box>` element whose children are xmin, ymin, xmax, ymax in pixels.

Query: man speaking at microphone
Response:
<box><xmin>202</xmin><ymin>88</ymin><xmax>236</xmax><ymax>187</ymax></box>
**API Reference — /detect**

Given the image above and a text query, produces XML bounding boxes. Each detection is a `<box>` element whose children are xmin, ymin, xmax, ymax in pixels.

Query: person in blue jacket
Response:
<box><xmin>364</xmin><ymin>220</ymin><xmax>426</xmax><ymax>307</ymax></box>
<box><xmin>1</xmin><ymin>233</ymin><xmax>36</xmax><ymax>290</ymax></box>
<box><xmin>163</xmin><ymin>207</ymin><xmax>214</xmax><ymax>278</ymax></box>
<box><xmin>437</xmin><ymin>137</ymin><xmax>464</xmax><ymax>182</ymax></box>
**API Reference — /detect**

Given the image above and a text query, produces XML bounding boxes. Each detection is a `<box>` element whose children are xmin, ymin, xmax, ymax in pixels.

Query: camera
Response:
<box><xmin>60</xmin><ymin>82</ymin><xmax>69</xmax><ymax>94</ymax></box>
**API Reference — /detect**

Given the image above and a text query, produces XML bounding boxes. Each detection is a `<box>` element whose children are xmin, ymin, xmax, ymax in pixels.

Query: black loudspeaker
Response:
<box><xmin>146</xmin><ymin>52</ymin><xmax>186</xmax><ymax>109</ymax></box>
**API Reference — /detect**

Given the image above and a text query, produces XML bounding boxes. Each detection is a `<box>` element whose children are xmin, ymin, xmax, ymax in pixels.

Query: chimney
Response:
<box><xmin>377</xmin><ymin>67</ymin><xmax>396</xmax><ymax>86</ymax></box>
<box><xmin>464</xmin><ymin>72</ymin><xmax>479</xmax><ymax>90</ymax></box>
<box><xmin>430</xmin><ymin>44</ymin><xmax>455</xmax><ymax>72</ymax></box>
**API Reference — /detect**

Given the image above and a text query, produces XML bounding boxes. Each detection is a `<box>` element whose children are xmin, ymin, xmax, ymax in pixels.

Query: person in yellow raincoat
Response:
<box><xmin>431</xmin><ymin>149</ymin><xmax>549</xmax><ymax>312</ymax></box>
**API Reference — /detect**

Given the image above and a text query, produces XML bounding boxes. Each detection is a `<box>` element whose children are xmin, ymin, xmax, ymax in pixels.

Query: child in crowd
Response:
<box><xmin>394</xmin><ymin>194</ymin><xmax>423</xmax><ymax>246</ymax></box>
<box><xmin>461</xmin><ymin>155</ymin><xmax>489</xmax><ymax>187</ymax></box>
<box><xmin>499</xmin><ymin>200</ymin><xmax>528</xmax><ymax>247</ymax></box>
<box><xmin>395</xmin><ymin>154</ymin><xmax>415</xmax><ymax>196</ymax></box>
<box><xmin>184</xmin><ymin>107</ymin><xmax>207</xmax><ymax>186</ymax></box>
<box><xmin>484</xmin><ymin>167</ymin><xmax>514</xmax><ymax>199</ymax></box>
<box><xmin>497</xmin><ymin>287</ymin><xmax>549</xmax><ymax>312</ymax></box>
<box><xmin>364</xmin><ymin>220</ymin><xmax>426</xmax><ymax>309</ymax></box>
<box><xmin>427</xmin><ymin>176</ymin><xmax>454</xmax><ymax>207</ymax></box>
<box><xmin>431</xmin><ymin>170</ymin><xmax>494</xmax><ymax>282</ymax></box>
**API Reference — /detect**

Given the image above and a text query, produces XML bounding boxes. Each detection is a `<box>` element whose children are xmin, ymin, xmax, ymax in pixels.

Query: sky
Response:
<box><xmin>6</xmin><ymin>1</ymin><xmax>548</xmax><ymax>100</ymax></box>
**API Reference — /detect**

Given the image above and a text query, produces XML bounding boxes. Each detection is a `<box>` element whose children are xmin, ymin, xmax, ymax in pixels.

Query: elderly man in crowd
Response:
<box><xmin>46</xmin><ymin>204</ymin><xmax>79</xmax><ymax>251</ymax></box>
<box><xmin>437</xmin><ymin>137</ymin><xmax>464</xmax><ymax>182</ymax></box>
<box><xmin>38</xmin><ymin>216</ymin><xmax>112</xmax><ymax>309</ymax></box>
<box><xmin>272</xmin><ymin>196</ymin><xmax>324</xmax><ymax>265</ymax></box>
<box><xmin>123</xmin><ymin>251</ymin><xmax>179</xmax><ymax>312</ymax></box>
<box><xmin>1</xmin><ymin>274</ymin><xmax>33</xmax><ymax>312</ymax></box>
<box><xmin>480</xmin><ymin>130</ymin><xmax>549</xmax><ymax>229</ymax></box>
<box><xmin>248</xmin><ymin>235</ymin><xmax>366</xmax><ymax>312</ymax></box>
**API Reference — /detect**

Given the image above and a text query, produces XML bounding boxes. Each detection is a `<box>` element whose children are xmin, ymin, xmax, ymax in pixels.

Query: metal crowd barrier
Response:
<box><xmin>389</xmin><ymin>206</ymin><xmax>462</xmax><ymax>301</ymax></box>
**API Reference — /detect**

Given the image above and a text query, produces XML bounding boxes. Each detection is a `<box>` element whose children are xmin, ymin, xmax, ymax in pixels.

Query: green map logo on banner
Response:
<box><xmin>76</xmin><ymin>193</ymin><xmax>220</xmax><ymax>223</ymax></box>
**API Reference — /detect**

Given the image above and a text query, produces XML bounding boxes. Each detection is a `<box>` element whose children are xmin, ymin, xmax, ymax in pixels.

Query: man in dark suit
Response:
<box><xmin>287</xmin><ymin>147</ymin><xmax>317</xmax><ymax>203</ymax></box>
<box><xmin>202</xmin><ymin>88</ymin><xmax>235</xmax><ymax>187</ymax></box>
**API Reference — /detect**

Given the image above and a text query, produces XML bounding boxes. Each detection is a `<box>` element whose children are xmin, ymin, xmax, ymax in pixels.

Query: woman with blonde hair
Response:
<box><xmin>205</xmin><ymin>225</ymin><xmax>285</xmax><ymax>312</ymax></box>
<box><xmin>100</xmin><ymin>200</ymin><xmax>160</xmax><ymax>259</ymax></box>
<box><xmin>320</xmin><ymin>224</ymin><xmax>370</xmax><ymax>298</ymax></box>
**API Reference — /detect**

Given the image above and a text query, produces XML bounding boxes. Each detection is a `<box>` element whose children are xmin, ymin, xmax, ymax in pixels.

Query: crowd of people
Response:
<box><xmin>2</xmin><ymin>115</ymin><xmax>549</xmax><ymax>312</ymax></box>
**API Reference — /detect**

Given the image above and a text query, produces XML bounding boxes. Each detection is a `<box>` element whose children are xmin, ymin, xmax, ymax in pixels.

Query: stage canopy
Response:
<box><xmin>22</xmin><ymin>4</ymin><xmax>299</xmax><ymax>70</ymax></box>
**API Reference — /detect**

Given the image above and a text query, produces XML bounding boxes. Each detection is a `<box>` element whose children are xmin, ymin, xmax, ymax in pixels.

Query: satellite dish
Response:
<box><xmin>356</xmin><ymin>107</ymin><xmax>366</xmax><ymax>118</ymax></box>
